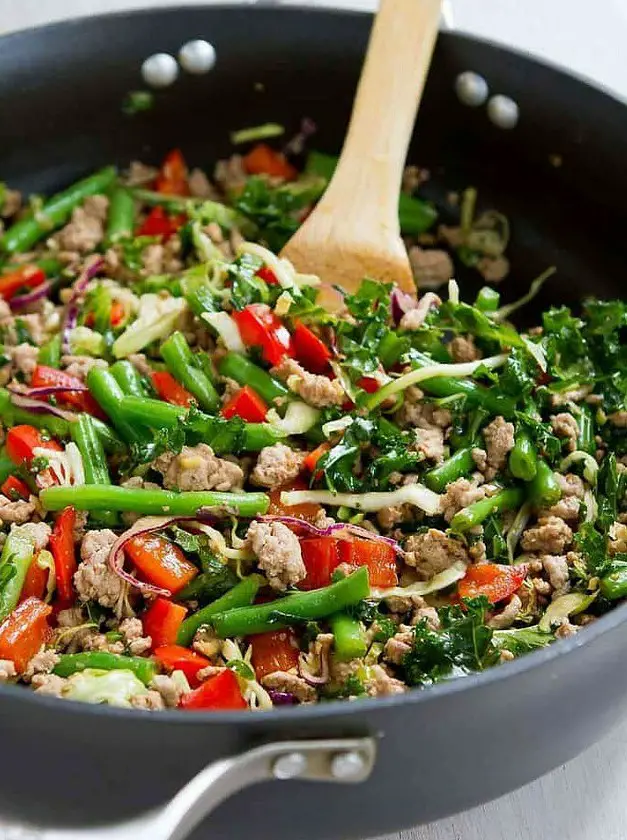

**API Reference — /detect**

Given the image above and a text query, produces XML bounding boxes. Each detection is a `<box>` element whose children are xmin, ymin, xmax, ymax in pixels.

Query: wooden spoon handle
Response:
<box><xmin>320</xmin><ymin>0</ymin><xmax>441</xmax><ymax>229</ymax></box>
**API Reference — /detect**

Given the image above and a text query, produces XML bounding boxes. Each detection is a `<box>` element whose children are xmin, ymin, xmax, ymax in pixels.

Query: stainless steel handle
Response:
<box><xmin>41</xmin><ymin>737</ymin><xmax>376</xmax><ymax>840</ymax></box>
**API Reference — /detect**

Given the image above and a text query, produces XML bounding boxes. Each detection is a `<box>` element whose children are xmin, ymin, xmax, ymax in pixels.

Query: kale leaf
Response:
<box><xmin>492</xmin><ymin>626</ymin><xmax>553</xmax><ymax>655</ymax></box>
<box><xmin>234</xmin><ymin>177</ymin><xmax>304</xmax><ymax>251</ymax></box>
<box><xmin>227</xmin><ymin>252</ymin><xmax>272</xmax><ymax>310</ymax></box>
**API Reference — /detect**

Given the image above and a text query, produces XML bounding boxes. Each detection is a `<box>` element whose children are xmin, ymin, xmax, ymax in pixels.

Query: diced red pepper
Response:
<box><xmin>303</xmin><ymin>443</ymin><xmax>330</xmax><ymax>474</ymax></box>
<box><xmin>49</xmin><ymin>506</ymin><xmax>77</xmax><ymax>605</ymax></box>
<box><xmin>457</xmin><ymin>563</ymin><xmax>526</xmax><ymax>605</ymax></box>
<box><xmin>154</xmin><ymin>149</ymin><xmax>190</xmax><ymax>195</ymax></box>
<box><xmin>338</xmin><ymin>538</ymin><xmax>398</xmax><ymax>588</ymax></box>
<box><xmin>256</xmin><ymin>266</ymin><xmax>279</xmax><ymax>285</ymax></box>
<box><xmin>0</xmin><ymin>475</ymin><xmax>30</xmax><ymax>501</ymax></box>
<box><xmin>357</xmin><ymin>376</ymin><xmax>380</xmax><ymax>394</ymax></box>
<box><xmin>6</xmin><ymin>425</ymin><xmax>62</xmax><ymax>466</ymax></box>
<box><xmin>125</xmin><ymin>534</ymin><xmax>198</xmax><ymax>595</ymax></box>
<box><xmin>153</xmin><ymin>644</ymin><xmax>209</xmax><ymax>687</ymax></box>
<box><xmin>292</xmin><ymin>321</ymin><xmax>332</xmax><ymax>374</ymax></box>
<box><xmin>143</xmin><ymin>598</ymin><xmax>187</xmax><ymax>649</ymax></box>
<box><xmin>136</xmin><ymin>206</ymin><xmax>186</xmax><ymax>239</ymax></box>
<box><xmin>31</xmin><ymin>365</ymin><xmax>106</xmax><ymax>419</ymax></box>
<box><xmin>249</xmin><ymin>629</ymin><xmax>300</xmax><ymax>680</ymax></box>
<box><xmin>179</xmin><ymin>668</ymin><xmax>247</xmax><ymax>711</ymax></box>
<box><xmin>242</xmin><ymin>144</ymin><xmax>297</xmax><ymax>181</ymax></box>
<box><xmin>298</xmin><ymin>538</ymin><xmax>341</xmax><ymax>591</ymax></box>
<box><xmin>151</xmin><ymin>371</ymin><xmax>196</xmax><ymax>408</ymax></box>
<box><xmin>84</xmin><ymin>299</ymin><xmax>125</xmax><ymax>329</ymax></box>
<box><xmin>0</xmin><ymin>265</ymin><xmax>46</xmax><ymax>301</ymax></box>
<box><xmin>232</xmin><ymin>304</ymin><xmax>293</xmax><ymax>366</ymax></box>
<box><xmin>267</xmin><ymin>479</ymin><xmax>323</xmax><ymax>524</ymax></box>
<box><xmin>221</xmin><ymin>385</ymin><xmax>268</xmax><ymax>423</ymax></box>
<box><xmin>19</xmin><ymin>554</ymin><xmax>49</xmax><ymax>602</ymax></box>
<box><xmin>0</xmin><ymin>597</ymin><xmax>52</xmax><ymax>671</ymax></box>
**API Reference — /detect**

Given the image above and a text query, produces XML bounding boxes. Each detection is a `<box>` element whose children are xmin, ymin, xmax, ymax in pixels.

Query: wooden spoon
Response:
<box><xmin>281</xmin><ymin>0</ymin><xmax>441</xmax><ymax>309</ymax></box>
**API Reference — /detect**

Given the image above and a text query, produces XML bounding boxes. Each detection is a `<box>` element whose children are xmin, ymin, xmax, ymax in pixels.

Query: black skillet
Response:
<box><xmin>0</xmin><ymin>6</ymin><xmax>626</xmax><ymax>839</ymax></box>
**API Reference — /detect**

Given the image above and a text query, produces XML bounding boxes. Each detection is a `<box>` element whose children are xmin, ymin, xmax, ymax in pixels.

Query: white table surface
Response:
<box><xmin>1</xmin><ymin>2</ymin><xmax>626</xmax><ymax>839</ymax></box>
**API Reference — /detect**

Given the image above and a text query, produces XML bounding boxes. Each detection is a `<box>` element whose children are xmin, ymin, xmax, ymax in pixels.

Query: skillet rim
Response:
<box><xmin>0</xmin><ymin>2</ymin><xmax>626</xmax><ymax>725</ymax></box>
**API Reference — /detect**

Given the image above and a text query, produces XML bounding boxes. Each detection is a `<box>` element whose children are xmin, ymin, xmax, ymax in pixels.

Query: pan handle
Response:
<box><xmin>41</xmin><ymin>737</ymin><xmax>376</xmax><ymax>840</ymax></box>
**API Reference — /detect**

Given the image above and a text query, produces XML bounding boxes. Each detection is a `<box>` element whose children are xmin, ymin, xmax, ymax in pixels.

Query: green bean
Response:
<box><xmin>424</xmin><ymin>447</ymin><xmax>475</xmax><ymax>493</ymax></box>
<box><xmin>0</xmin><ymin>167</ymin><xmax>117</xmax><ymax>255</ymax></box>
<box><xmin>509</xmin><ymin>431</ymin><xmax>538</xmax><ymax>481</ymax></box>
<box><xmin>40</xmin><ymin>484</ymin><xmax>269</xmax><ymax>518</ymax></box>
<box><xmin>218</xmin><ymin>352</ymin><xmax>289</xmax><ymax>404</ymax></box>
<box><xmin>119</xmin><ymin>395</ymin><xmax>185</xmax><ymax>428</ymax></box>
<box><xmin>70</xmin><ymin>414</ymin><xmax>117</xmax><ymax>527</ymax></box>
<box><xmin>0</xmin><ymin>530</ymin><xmax>35</xmax><ymax>621</ymax></box>
<box><xmin>53</xmin><ymin>652</ymin><xmax>157</xmax><ymax>685</ymax></box>
<box><xmin>38</xmin><ymin>334</ymin><xmax>62</xmax><ymax>368</ymax></box>
<box><xmin>90</xmin><ymin>418</ymin><xmax>126</xmax><ymax>455</ymax></box>
<box><xmin>0</xmin><ymin>387</ymin><xmax>70</xmax><ymax>439</ymax></box>
<box><xmin>577</xmin><ymin>405</ymin><xmax>595</xmax><ymax>455</ymax></box>
<box><xmin>600</xmin><ymin>563</ymin><xmax>627</xmax><ymax>600</ymax></box>
<box><xmin>211</xmin><ymin>568</ymin><xmax>370</xmax><ymax>638</ymax></box>
<box><xmin>110</xmin><ymin>360</ymin><xmax>148</xmax><ymax>398</ymax></box>
<box><xmin>176</xmin><ymin>575</ymin><xmax>264</xmax><ymax>646</ymax></box>
<box><xmin>528</xmin><ymin>460</ymin><xmax>561</xmax><ymax>507</ymax></box>
<box><xmin>161</xmin><ymin>331</ymin><xmax>219</xmax><ymax>413</ymax></box>
<box><xmin>86</xmin><ymin>367</ymin><xmax>148</xmax><ymax>444</ymax></box>
<box><xmin>106</xmin><ymin>187</ymin><xmax>135</xmax><ymax>243</ymax></box>
<box><xmin>2</xmin><ymin>257</ymin><xmax>64</xmax><ymax>277</ymax></box>
<box><xmin>132</xmin><ymin>188</ymin><xmax>242</xmax><ymax>227</ymax></box>
<box><xmin>450</xmin><ymin>487</ymin><xmax>525</xmax><ymax>533</ymax></box>
<box><xmin>329</xmin><ymin>612</ymin><xmax>367</xmax><ymax>661</ymax></box>
<box><xmin>475</xmin><ymin>287</ymin><xmax>501</xmax><ymax>312</ymax></box>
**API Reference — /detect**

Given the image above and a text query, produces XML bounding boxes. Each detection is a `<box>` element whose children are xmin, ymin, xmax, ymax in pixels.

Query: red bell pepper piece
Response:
<box><xmin>31</xmin><ymin>365</ymin><xmax>106</xmax><ymax>419</ymax></box>
<box><xmin>19</xmin><ymin>554</ymin><xmax>50</xmax><ymax>602</ymax></box>
<box><xmin>232</xmin><ymin>304</ymin><xmax>293</xmax><ymax>367</ymax></box>
<box><xmin>303</xmin><ymin>443</ymin><xmax>330</xmax><ymax>474</ymax></box>
<box><xmin>179</xmin><ymin>668</ymin><xmax>247</xmax><ymax>711</ymax></box>
<box><xmin>49</xmin><ymin>506</ymin><xmax>77</xmax><ymax>604</ymax></box>
<box><xmin>85</xmin><ymin>299</ymin><xmax>125</xmax><ymax>329</ymax></box>
<box><xmin>0</xmin><ymin>597</ymin><xmax>52</xmax><ymax>671</ymax></box>
<box><xmin>151</xmin><ymin>371</ymin><xmax>196</xmax><ymax>408</ymax></box>
<box><xmin>267</xmin><ymin>479</ymin><xmax>323</xmax><ymax>524</ymax></box>
<box><xmin>457</xmin><ymin>563</ymin><xmax>526</xmax><ymax>604</ymax></box>
<box><xmin>153</xmin><ymin>644</ymin><xmax>209</xmax><ymax>687</ymax></box>
<box><xmin>249</xmin><ymin>628</ymin><xmax>300</xmax><ymax>680</ymax></box>
<box><xmin>292</xmin><ymin>321</ymin><xmax>332</xmax><ymax>374</ymax></box>
<box><xmin>125</xmin><ymin>534</ymin><xmax>198</xmax><ymax>595</ymax></box>
<box><xmin>6</xmin><ymin>425</ymin><xmax>62</xmax><ymax>466</ymax></box>
<box><xmin>298</xmin><ymin>538</ymin><xmax>341</xmax><ymax>591</ymax></box>
<box><xmin>154</xmin><ymin>148</ymin><xmax>190</xmax><ymax>195</ymax></box>
<box><xmin>243</xmin><ymin>144</ymin><xmax>297</xmax><ymax>181</ymax></box>
<box><xmin>338</xmin><ymin>538</ymin><xmax>398</xmax><ymax>588</ymax></box>
<box><xmin>357</xmin><ymin>376</ymin><xmax>380</xmax><ymax>394</ymax></box>
<box><xmin>0</xmin><ymin>265</ymin><xmax>46</xmax><ymax>301</ymax></box>
<box><xmin>137</xmin><ymin>206</ymin><xmax>186</xmax><ymax>239</ymax></box>
<box><xmin>143</xmin><ymin>598</ymin><xmax>187</xmax><ymax>649</ymax></box>
<box><xmin>256</xmin><ymin>266</ymin><xmax>279</xmax><ymax>285</ymax></box>
<box><xmin>221</xmin><ymin>385</ymin><xmax>268</xmax><ymax>423</ymax></box>
<box><xmin>0</xmin><ymin>475</ymin><xmax>30</xmax><ymax>501</ymax></box>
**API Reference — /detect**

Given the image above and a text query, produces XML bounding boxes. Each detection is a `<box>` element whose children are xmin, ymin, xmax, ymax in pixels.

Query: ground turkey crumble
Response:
<box><xmin>551</xmin><ymin>413</ymin><xmax>579</xmax><ymax>453</ymax></box>
<box><xmin>246</xmin><ymin>520</ymin><xmax>306</xmax><ymax>591</ymax></box>
<box><xmin>52</xmin><ymin>195</ymin><xmax>108</xmax><ymax>253</ymax></box>
<box><xmin>74</xmin><ymin>529</ymin><xmax>131</xmax><ymax>617</ymax></box>
<box><xmin>272</xmin><ymin>357</ymin><xmax>345</xmax><ymax>408</ymax></box>
<box><xmin>482</xmin><ymin>416</ymin><xmax>515</xmax><ymax>480</ymax></box>
<box><xmin>521</xmin><ymin>517</ymin><xmax>573</xmax><ymax>555</ymax></box>
<box><xmin>404</xmin><ymin>529</ymin><xmax>469</xmax><ymax>579</ymax></box>
<box><xmin>153</xmin><ymin>444</ymin><xmax>244</xmax><ymax>492</ymax></box>
<box><xmin>250</xmin><ymin>443</ymin><xmax>305</xmax><ymax>489</ymax></box>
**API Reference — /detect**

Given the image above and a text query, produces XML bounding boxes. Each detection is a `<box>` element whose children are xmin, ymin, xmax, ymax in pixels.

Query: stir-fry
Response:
<box><xmin>0</xmin><ymin>142</ymin><xmax>624</xmax><ymax>712</ymax></box>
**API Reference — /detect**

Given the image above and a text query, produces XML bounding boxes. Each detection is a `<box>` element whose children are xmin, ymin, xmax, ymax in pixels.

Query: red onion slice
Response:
<box><xmin>259</xmin><ymin>515</ymin><xmax>404</xmax><ymax>556</ymax></box>
<box><xmin>298</xmin><ymin>649</ymin><xmax>330</xmax><ymax>685</ymax></box>
<box><xmin>283</xmin><ymin>117</ymin><xmax>317</xmax><ymax>157</ymax></box>
<box><xmin>9</xmin><ymin>391</ymin><xmax>78</xmax><ymax>422</ymax></box>
<box><xmin>267</xmin><ymin>690</ymin><xmax>298</xmax><ymax>705</ymax></box>
<box><xmin>390</xmin><ymin>286</ymin><xmax>419</xmax><ymax>325</ymax></box>
<box><xmin>13</xmin><ymin>384</ymin><xmax>89</xmax><ymax>398</ymax></box>
<box><xmin>10</xmin><ymin>280</ymin><xmax>52</xmax><ymax>310</ymax></box>
<box><xmin>61</xmin><ymin>254</ymin><xmax>104</xmax><ymax>354</ymax></box>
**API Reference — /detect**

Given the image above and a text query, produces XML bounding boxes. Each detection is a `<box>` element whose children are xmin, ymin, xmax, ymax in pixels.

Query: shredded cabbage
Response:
<box><xmin>370</xmin><ymin>560</ymin><xmax>467</xmax><ymax>599</ymax></box>
<box><xmin>202</xmin><ymin>311</ymin><xmax>245</xmax><ymax>352</ymax></box>
<box><xmin>35</xmin><ymin>549</ymin><xmax>57</xmax><ymax>602</ymax></box>
<box><xmin>280</xmin><ymin>483</ymin><xmax>442</xmax><ymax>516</ymax></box>
<box><xmin>63</xmin><ymin>669</ymin><xmax>149</xmax><ymax>707</ymax></box>
<box><xmin>221</xmin><ymin>639</ymin><xmax>273</xmax><ymax>710</ymax></box>
<box><xmin>69</xmin><ymin>326</ymin><xmax>105</xmax><ymax>357</ymax></box>
<box><xmin>239</xmin><ymin>242</ymin><xmax>320</xmax><ymax>290</ymax></box>
<box><xmin>560</xmin><ymin>450</ymin><xmax>598</xmax><ymax>485</ymax></box>
<box><xmin>113</xmin><ymin>294</ymin><xmax>186</xmax><ymax>358</ymax></box>
<box><xmin>539</xmin><ymin>592</ymin><xmax>597</xmax><ymax>633</ymax></box>
<box><xmin>33</xmin><ymin>442</ymin><xmax>85</xmax><ymax>487</ymax></box>
<box><xmin>267</xmin><ymin>401</ymin><xmax>320</xmax><ymax>435</ymax></box>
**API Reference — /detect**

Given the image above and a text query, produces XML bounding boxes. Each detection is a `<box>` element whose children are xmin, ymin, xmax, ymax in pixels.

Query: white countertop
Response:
<box><xmin>0</xmin><ymin>2</ymin><xmax>626</xmax><ymax>839</ymax></box>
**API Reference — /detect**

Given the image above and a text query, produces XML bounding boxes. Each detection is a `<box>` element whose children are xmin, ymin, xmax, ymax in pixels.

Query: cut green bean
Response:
<box><xmin>86</xmin><ymin>367</ymin><xmax>148</xmax><ymax>444</ymax></box>
<box><xmin>509</xmin><ymin>431</ymin><xmax>538</xmax><ymax>481</ymax></box>
<box><xmin>329</xmin><ymin>612</ymin><xmax>367</xmax><ymax>661</ymax></box>
<box><xmin>41</xmin><ymin>484</ymin><xmax>269</xmax><ymax>518</ymax></box>
<box><xmin>90</xmin><ymin>418</ymin><xmax>126</xmax><ymax>455</ymax></box>
<box><xmin>70</xmin><ymin>414</ymin><xmax>117</xmax><ymax>527</ymax></box>
<box><xmin>176</xmin><ymin>575</ymin><xmax>264</xmax><ymax>646</ymax></box>
<box><xmin>38</xmin><ymin>334</ymin><xmax>62</xmax><ymax>368</ymax></box>
<box><xmin>528</xmin><ymin>460</ymin><xmax>561</xmax><ymax>507</ymax></box>
<box><xmin>475</xmin><ymin>287</ymin><xmax>500</xmax><ymax>312</ymax></box>
<box><xmin>211</xmin><ymin>568</ymin><xmax>370</xmax><ymax>637</ymax></box>
<box><xmin>600</xmin><ymin>563</ymin><xmax>627</xmax><ymax>600</ymax></box>
<box><xmin>106</xmin><ymin>187</ymin><xmax>135</xmax><ymax>243</ymax></box>
<box><xmin>119</xmin><ymin>395</ymin><xmax>185</xmax><ymax>428</ymax></box>
<box><xmin>0</xmin><ymin>529</ymin><xmax>35</xmax><ymax>621</ymax></box>
<box><xmin>53</xmin><ymin>652</ymin><xmax>157</xmax><ymax>685</ymax></box>
<box><xmin>450</xmin><ymin>487</ymin><xmax>525</xmax><ymax>533</ymax></box>
<box><xmin>161</xmin><ymin>331</ymin><xmax>219</xmax><ymax>413</ymax></box>
<box><xmin>0</xmin><ymin>167</ymin><xmax>117</xmax><ymax>255</ymax></box>
<box><xmin>218</xmin><ymin>352</ymin><xmax>289</xmax><ymax>404</ymax></box>
<box><xmin>424</xmin><ymin>447</ymin><xmax>475</xmax><ymax>493</ymax></box>
<box><xmin>0</xmin><ymin>387</ymin><xmax>70</xmax><ymax>439</ymax></box>
<box><xmin>110</xmin><ymin>360</ymin><xmax>148</xmax><ymax>398</ymax></box>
